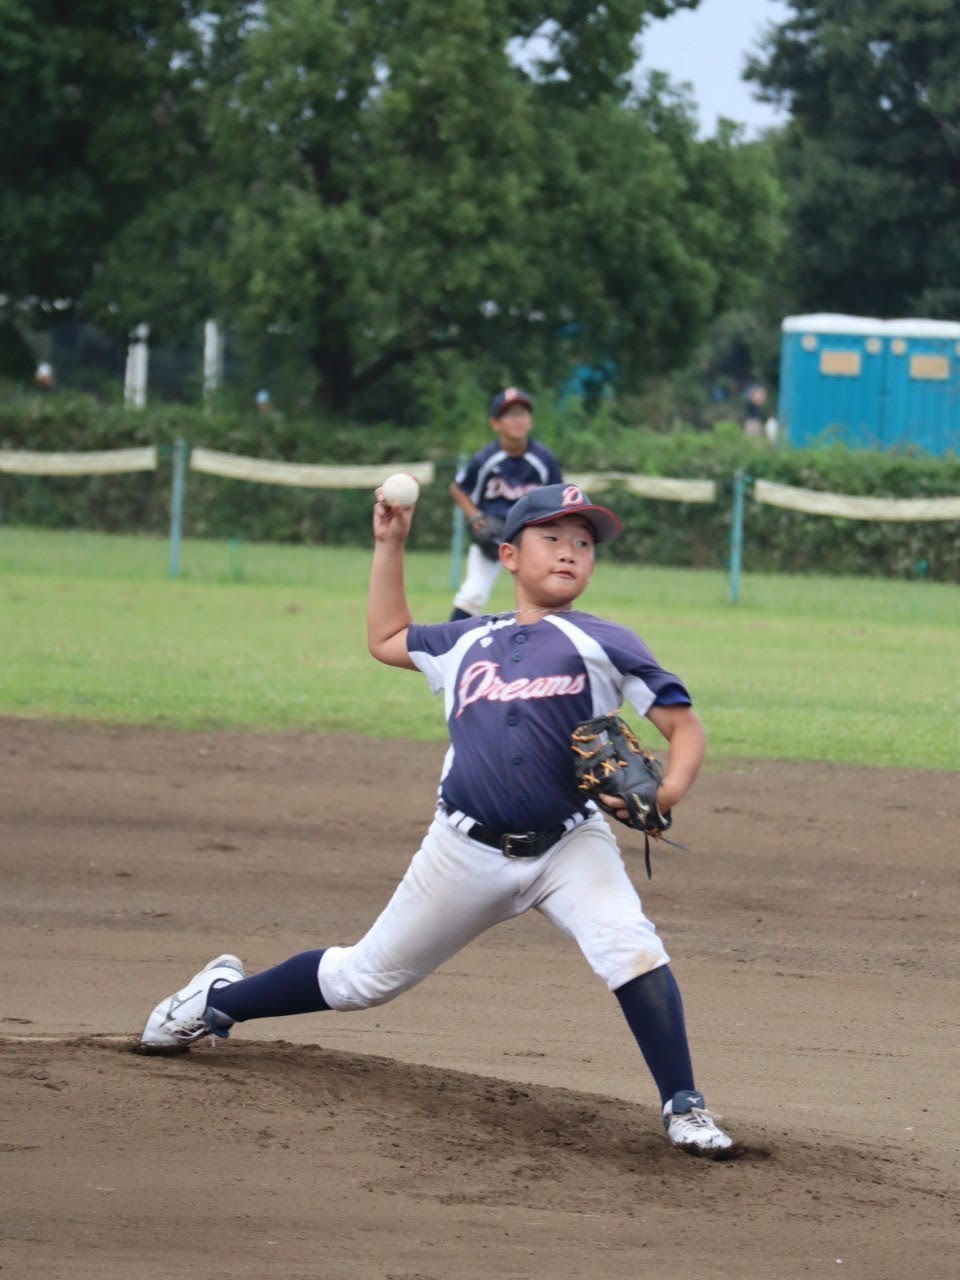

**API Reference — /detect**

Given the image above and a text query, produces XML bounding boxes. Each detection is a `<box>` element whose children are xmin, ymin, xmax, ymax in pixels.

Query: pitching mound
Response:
<box><xmin>1</xmin><ymin>719</ymin><xmax>957</xmax><ymax>1278</ymax></box>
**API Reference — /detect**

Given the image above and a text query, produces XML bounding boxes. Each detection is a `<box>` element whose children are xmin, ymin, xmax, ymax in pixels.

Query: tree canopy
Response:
<box><xmin>3</xmin><ymin>1</ymin><xmax>781</xmax><ymax>414</ymax></box>
<box><xmin>0</xmin><ymin>0</ymin><xmax>213</xmax><ymax>320</ymax></box>
<box><xmin>747</xmin><ymin>0</ymin><xmax>960</xmax><ymax>318</ymax></box>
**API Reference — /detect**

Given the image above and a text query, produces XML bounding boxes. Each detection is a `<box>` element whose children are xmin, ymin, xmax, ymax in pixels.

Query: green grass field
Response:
<box><xmin>1</xmin><ymin>527</ymin><xmax>957</xmax><ymax>769</ymax></box>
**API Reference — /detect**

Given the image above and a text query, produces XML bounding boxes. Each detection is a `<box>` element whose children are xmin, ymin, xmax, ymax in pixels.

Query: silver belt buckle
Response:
<box><xmin>501</xmin><ymin>833</ymin><xmax>534</xmax><ymax>858</ymax></box>
<box><xmin>501</xmin><ymin>833</ymin><xmax>521</xmax><ymax>858</ymax></box>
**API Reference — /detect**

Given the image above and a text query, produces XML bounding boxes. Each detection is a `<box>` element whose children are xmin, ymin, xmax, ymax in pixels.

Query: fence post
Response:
<box><xmin>169</xmin><ymin>437</ymin><xmax>187</xmax><ymax>579</ymax></box>
<box><xmin>202</xmin><ymin>320</ymin><xmax>224</xmax><ymax>401</ymax></box>
<box><xmin>449</xmin><ymin>452</ymin><xmax>467</xmax><ymax>589</ymax></box>
<box><xmin>729</xmin><ymin>468</ymin><xmax>747</xmax><ymax>604</ymax></box>
<box><xmin>124</xmin><ymin>323</ymin><xmax>150</xmax><ymax>408</ymax></box>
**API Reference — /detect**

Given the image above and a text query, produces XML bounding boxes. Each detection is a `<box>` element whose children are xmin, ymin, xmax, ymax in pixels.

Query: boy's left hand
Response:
<box><xmin>571</xmin><ymin>715</ymin><xmax>672</xmax><ymax>835</ymax></box>
<box><xmin>373</xmin><ymin>491</ymin><xmax>416</xmax><ymax>544</ymax></box>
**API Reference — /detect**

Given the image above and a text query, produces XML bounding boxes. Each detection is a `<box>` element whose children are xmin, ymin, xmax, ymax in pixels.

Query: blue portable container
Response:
<box><xmin>779</xmin><ymin>314</ymin><xmax>960</xmax><ymax>456</ymax></box>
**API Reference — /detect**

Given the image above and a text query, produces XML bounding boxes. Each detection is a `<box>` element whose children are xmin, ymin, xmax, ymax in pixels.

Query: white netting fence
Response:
<box><xmin>188</xmin><ymin>449</ymin><xmax>436</xmax><ymax>489</ymax></box>
<box><xmin>753</xmin><ymin>478</ymin><xmax>960</xmax><ymax>522</ymax></box>
<box><xmin>2</xmin><ymin>444</ymin><xmax>958</xmax><ymax>590</ymax></box>
<box><xmin>0</xmin><ymin>447</ymin><xmax>158</xmax><ymax>476</ymax></box>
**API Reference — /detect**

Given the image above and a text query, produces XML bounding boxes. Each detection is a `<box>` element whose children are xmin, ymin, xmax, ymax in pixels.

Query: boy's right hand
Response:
<box><xmin>373</xmin><ymin>490</ymin><xmax>416</xmax><ymax>544</ymax></box>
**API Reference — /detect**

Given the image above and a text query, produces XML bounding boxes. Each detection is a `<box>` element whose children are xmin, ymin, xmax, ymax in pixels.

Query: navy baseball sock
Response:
<box><xmin>208</xmin><ymin>949</ymin><xmax>330</xmax><ymax>1022</ymax></box>
<box><xmin>614</xmin><ymin>965</ymin><xmax>695</xmax><ymax>1106</ymax></box>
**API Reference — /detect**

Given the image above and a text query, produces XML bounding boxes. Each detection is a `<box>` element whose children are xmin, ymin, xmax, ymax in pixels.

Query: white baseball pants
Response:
<box><xmin>452</xmin><ymin>544</ymin><xmax>503</xmax><ymax>615</ymax></box>
<box><xmin>318</xmin><ymin>810</ymin><xmax>669</xmax><ymax>1011</ymax></box>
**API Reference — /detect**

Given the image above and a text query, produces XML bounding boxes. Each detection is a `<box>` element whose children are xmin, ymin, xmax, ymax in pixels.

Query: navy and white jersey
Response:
<box><xmin>454</xmin><ymin>441</ymin><xmax>562</xmax><ymax>519</ymax></box>
<box><xmin>406</xmin><ymin>610</ymin><xmax>691</xmax><ymax>835</ymax></box>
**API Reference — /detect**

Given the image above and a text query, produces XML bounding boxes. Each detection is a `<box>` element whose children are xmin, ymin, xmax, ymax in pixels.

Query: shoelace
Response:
<box><xmin>673</xmin><ymin>1105</ymin><xmax>724</xmax><ymax>1130</ymax></box>
<box><xmin>168</xmin><ymin>1013</ymin><xmax>212</xmax><ymax>1041</ymax></box>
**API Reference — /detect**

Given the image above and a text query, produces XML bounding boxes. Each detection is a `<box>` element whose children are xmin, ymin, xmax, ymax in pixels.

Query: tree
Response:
<box><xmin>20</xmin><ymin>1</ymin><xmax>780</xmax><ymax>416</ymax></box>
<box><xmin>209</xmin><ymin>0</ymin><xmax>546</xmax><ymax>412</ymax></box>
<box><xmin>0</xmin><ymin>1</ymin><xmax>221</xmax><ymax>325</ymax></box>
<box><xmin>747</xmin><ymin>0</ymin><xmax>960</xmax><ymax>317</ymax></box>
<box><xmin>195</xmin><ymin>0</ymin><xmax>777</xmax><ymax>411</ymax></box>
<box><xmin>527</xmin><ymin>82</ymin><xmax>782</xmax><ymax>392</ymax></box>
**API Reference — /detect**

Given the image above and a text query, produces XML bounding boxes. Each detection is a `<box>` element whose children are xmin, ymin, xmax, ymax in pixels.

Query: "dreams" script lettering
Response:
<box><xmin>456</xmin><ymin>660</ymin><xmax>585</xmax><ymax>717</ymax></box>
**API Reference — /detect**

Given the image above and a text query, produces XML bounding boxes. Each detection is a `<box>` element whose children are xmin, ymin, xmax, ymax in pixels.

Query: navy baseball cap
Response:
<box><xmin>502</xmin><ymin>483</ymin><xmax>622</xmax><ymax>544</ymax></box>
<box><xmin>489</xmin><ymin>386</ymin><xmax>533</xmax><ymax>417</ymax></box>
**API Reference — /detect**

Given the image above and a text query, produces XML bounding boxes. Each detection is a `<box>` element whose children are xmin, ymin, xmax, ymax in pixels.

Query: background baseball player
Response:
<box><xmin>140</xmin><ymin>482</ymin><xmax>736</xmax><ymax>1158</ymax></box>
<box><xmin>448</xmin><ymin>386</ymin><xmax>562</xmax><ymax>620</ymax></box>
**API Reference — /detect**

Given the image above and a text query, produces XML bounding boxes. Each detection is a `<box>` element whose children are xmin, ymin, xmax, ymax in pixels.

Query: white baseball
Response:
<box><xmin>381</xmin><ymin>472</ymin><xmax>420</xmax><ymax>507</ymax></box>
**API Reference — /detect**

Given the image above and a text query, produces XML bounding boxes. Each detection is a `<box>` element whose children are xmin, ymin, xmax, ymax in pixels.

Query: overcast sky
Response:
<box><xmin>639</xmin><ymin>0</ymin><xmax>789</xmax><ymax>137</ymax></box>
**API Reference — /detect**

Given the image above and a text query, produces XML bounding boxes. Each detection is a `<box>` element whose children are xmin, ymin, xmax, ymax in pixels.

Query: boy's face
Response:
<box><xmin>500</xmin><ymin>515</ymin><xmax>596</xmax><ymax>608</ymax></box>
<box><xmin>490</xmin><ymin>402</ymin><xmax>533</xmax><ymax>448</ymax></box>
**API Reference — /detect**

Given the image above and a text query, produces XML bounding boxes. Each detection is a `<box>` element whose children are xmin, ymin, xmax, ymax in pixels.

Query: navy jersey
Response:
<box><xmin>455</xmin><ymin>441</ymin><xmax>562</xmax><ymax>519</ymax></box>
<box><xmin>407</xmin><ymin>610</ymin><xmax>690</xmax><ymax>835</ymax></box>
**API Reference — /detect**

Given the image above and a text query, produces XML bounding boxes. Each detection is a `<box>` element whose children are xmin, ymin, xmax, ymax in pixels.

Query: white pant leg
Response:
<box><xmin>452</xmin><ymin>543</ymin><xmax>502</xmax><ymax>615</ymax></box>
<box><xmin>318</xmin><ymin>815</ymin><xmax>524</xmax><ymax>1010</ymax></box>
<box><xmin>527</xmin><ymin>815</ymin><xmax>669</xmax><ymax>990</ymax></box>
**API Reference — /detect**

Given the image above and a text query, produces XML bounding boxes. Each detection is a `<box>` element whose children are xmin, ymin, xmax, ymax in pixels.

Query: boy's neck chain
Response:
<box><xmin>512</xmin><ymin>605</ymin><xmax>572</xmax><ymax>620</ymax></box>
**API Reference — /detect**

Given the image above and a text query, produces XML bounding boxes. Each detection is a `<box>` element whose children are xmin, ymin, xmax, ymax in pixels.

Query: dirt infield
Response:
<box><xmin>2</xmin><ymin>718</ymin><xmax>958</xmax><ymax>1279</ymax></box>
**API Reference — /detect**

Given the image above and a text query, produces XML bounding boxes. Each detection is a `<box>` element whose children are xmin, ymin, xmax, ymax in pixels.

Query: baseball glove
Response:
<box><xmin>570</xmin><ymin>713</ymin><xmax>679</xmax><ymax>877</ymax></box>
<box><xmin>469</xmin><ymin>513</ymin><xmax>506</xmax><ymax>562</ymax></box>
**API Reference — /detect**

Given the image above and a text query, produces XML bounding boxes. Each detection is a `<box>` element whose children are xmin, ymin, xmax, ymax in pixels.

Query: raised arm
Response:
<box><xmin>367</xmin><ymin>492</ymin><xmax>418</xmax><ymax>669</ymax></box>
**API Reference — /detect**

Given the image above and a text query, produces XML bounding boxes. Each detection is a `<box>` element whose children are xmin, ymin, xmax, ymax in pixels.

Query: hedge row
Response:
<box><xmin>1</xmin><ymin>391</ymin><xmax>959</xmax><ymax>580</ymax></box>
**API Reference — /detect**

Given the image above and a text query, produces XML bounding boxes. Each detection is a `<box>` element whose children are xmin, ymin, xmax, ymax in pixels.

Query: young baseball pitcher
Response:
<box><xmin>140</xmin><ymin>482</ymin><xmax>736</xmax><ymax>1157</ymax></box>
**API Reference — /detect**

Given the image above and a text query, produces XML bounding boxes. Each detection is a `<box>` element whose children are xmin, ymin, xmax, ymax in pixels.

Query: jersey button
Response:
<box><xmin>506</xmin><ymin>714</ymin><xmax>518</xmax><ymax>726</ymax></box>
<box><xmin>519</xmin><ymin>792</ymin><xmax>530</xmax><ymax>803</ymax></box>
<box><xmin>515</xmin><ymin>633</ymin><xmax>527</xmax><ymax>644</ymax></box>
<box><xmin>511</xmin><ymin>651</ymin><xmax>523</xmax><ymax>663</ymax></box>
<box><xmin>512</xmin><ymin>755</ymin><xmax>523</xmax><ymax>766</ymax></box>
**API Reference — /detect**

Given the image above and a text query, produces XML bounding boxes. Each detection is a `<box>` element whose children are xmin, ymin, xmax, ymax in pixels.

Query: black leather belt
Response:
<box><xmin>441</xmin><ymin>803</ymin><xmax>566</xmax><ymax>859</ymax></box>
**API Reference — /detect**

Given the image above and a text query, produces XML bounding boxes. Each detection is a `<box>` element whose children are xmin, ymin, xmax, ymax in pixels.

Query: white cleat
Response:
<box><xmin>139</xmin><ymin>954</ymin><xmax>244</xmax><ymax>1053</ymax></box>
<box><xmin>663</xmin><ymin>1090</ymin><xmax>736</xmax><ymax>1157</ymax></box>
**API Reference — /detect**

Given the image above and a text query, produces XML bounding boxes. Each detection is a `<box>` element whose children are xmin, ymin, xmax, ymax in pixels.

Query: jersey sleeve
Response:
<box><xmin>591</xmin><ymin>619</ymin><xmax>691</xmax><ymax>716</ymax></box>
<box><xmin>453</xmin><ymin>451</ymin><xmax>481</xmax><ymax>495</ymax></box>
<box><xmin>406</xmin><ymin>618</ymin><xmax>481</xmax><ymax>694</ymax></box>
<box><xmin>546</xmin><ymin>448</ymin><xmax>563</xmax><ymax>483</ymax></box>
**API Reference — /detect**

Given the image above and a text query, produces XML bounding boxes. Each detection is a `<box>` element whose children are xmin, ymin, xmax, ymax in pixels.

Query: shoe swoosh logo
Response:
<box><xmin>163</xmin><ymin>988</ymin><xmax>202</xmax><ymax>1022</ymax></box>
